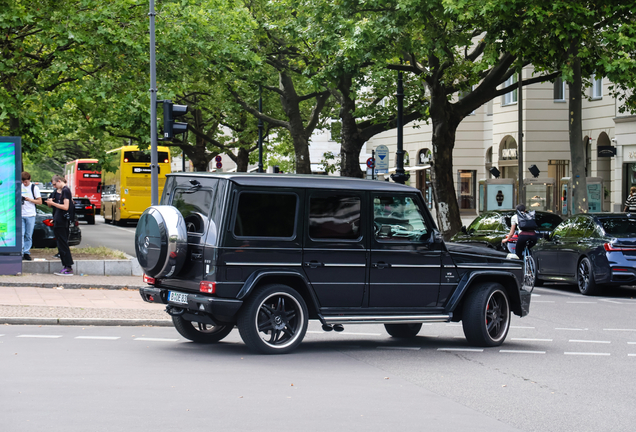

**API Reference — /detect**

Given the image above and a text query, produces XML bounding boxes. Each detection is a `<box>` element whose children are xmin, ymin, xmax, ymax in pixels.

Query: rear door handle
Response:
<box><xmin>372</xmin><ymin>262</ymin><xmax>391</xmax><ymax>269</ymax></box>
<box><xmin>304</xmin><ymin>261</ymin><xmax>323</xmax><ymax>269</ymax></box>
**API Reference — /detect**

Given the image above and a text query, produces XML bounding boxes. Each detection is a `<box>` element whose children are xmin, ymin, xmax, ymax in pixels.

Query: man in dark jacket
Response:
<box><xmin>46</xmin><ymin>175</ymin><xmax>74</xmax><ymax>276</ymax></box>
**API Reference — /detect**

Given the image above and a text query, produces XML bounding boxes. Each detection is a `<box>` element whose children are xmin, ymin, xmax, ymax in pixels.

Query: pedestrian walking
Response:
<box><xmin>21</xmin><ymin>172</ymin><xmax>42</xmax><ymax>260</ymax></box>
<box><xmin>46</xmin><ymin>175</ymin><xmax>74</xmax><ymax>276</ymax></box>
<box><xmin>624</xmin><ymin>186</ymin><xmax>636</xmax><ymax>212</ymax></box>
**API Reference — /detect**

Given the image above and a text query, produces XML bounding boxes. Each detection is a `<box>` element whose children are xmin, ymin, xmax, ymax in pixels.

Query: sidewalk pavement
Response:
<box><xmin>0</xmin><ymin>274</ymin><xmax>172</xmax><ymax>327</ymax></box>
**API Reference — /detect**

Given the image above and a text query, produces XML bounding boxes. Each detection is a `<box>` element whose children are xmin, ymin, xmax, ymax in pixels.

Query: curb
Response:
<box><xmin>0</xmin><ymin>282</ymin><xmax>145</xmax><ymax>290</ymax></box>
<box><xmin>22</xmin><ymin>256</ymin><xmax>143</xmax><ymax>277</ymax></box>
<box><xmin>0</xmin><ymin>317</ymin><xmax>172</xmax><ymax>327</ymax></box>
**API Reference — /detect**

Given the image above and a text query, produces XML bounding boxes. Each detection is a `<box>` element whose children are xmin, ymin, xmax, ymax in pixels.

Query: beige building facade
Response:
<box><xmin>367</xmin><ymin>67</ymin><xmax>636</xmax><ymax>222</ymax></box>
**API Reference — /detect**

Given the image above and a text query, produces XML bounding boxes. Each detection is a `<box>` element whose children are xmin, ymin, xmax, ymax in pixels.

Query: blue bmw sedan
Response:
<box><xmin>534</xmin><ymin>213</ymin><xmax>636</xmax><ymax>295</ymax></box>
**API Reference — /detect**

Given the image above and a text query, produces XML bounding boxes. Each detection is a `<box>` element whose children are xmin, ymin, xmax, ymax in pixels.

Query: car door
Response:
<box><xmin>536</xmin><ymin>218</ymin><xmax>573</xmax><ymax>276</ymax></box>
<box><xmin>559</xmin><ymin>216</ymin><xmax>595</xmax><ymax>277</ymax></box>
<box><xmin>369</xmin><ymin>193</ymin><xmax>441</xmax><ymax>308</ymax></box>
<box><xmin>302</xmin><ymin>191</ymin><xmax>366</xmax><ymax>308</ymax></box>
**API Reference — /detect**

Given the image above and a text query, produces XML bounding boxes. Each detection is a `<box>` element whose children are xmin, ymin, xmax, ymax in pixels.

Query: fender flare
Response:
<box><xmin>236</xmin><ymin>269</ymin><xmax>321</xmax><ymax>311</ymax></box>
<box><xmin>445</xmin><ymin>270</ymin><xmax>524</xmax><ymax>316</ymax></box>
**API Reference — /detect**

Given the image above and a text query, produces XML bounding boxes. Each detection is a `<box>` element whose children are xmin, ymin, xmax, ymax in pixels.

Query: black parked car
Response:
<box><xmin>135</xmin><ymin>173</ymin><xmax>533</xmax><ymax>354</ymax></box>
<box><xmin>32</xmin><ymin>204</ymin><xmax>82</xmax><ymax>249</ymax></box>
<box><xmin>451</xmin><ymin>210</ymin><xmax>563</xmax><ymax>251</ymax></box>
<box><xmin>73</xmin><ymin>197</ymin><xmax>96</xmax><ymax>225</ymax></box>
<box><xmin>534</xmin><ymin>213</ymin><xmax>636</xmax><ymax>295</ymax></box>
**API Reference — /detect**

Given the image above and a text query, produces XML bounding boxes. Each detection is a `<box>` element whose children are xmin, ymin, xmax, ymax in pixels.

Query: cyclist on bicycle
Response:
<box><xmin>502</xmin><ymin>204</ymin><xmax>538</xmax><ymax>259</ymax></box>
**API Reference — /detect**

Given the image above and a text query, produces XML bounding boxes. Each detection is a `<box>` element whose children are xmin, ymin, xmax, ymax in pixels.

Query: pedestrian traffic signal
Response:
<box><xmin>162</xmin><ymin>100</ymin><xmax>188</xmax><ymax>139</ymax></box>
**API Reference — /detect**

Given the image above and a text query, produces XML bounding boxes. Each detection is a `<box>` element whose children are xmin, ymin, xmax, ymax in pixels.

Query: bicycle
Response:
<box><xmin>504</xmin><ymin>234</ymin><xmax>536</xmax><ymax>292</ymax></box>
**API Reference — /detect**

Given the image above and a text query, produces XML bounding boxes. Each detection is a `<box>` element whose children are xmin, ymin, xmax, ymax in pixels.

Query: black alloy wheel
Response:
<box><xmin>577</xmin><ymin>257</ymin><xmax>600</xmax><ymax>296</ymax></box>
<box><xmin>462</xmin><ymin>282</ymin><xmax>510</xmax><ymax>347</ymax></box>
<box><xmin>172</xmin><ymin>315</ymin><xmax>234</xmax><ymax>343</ymax></box>
<box><xmin>384</xmin><ymin>323</ymin><xmax>422</xmax><ymax>338</ymax></box>
<box><xmin>238</xmin><ymin>284</ymin><xmax>308</xmax><ymax>354</ymax></box>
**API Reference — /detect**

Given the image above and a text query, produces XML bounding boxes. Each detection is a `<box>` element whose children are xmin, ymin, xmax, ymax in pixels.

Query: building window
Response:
<box><xmin>591</xmin><ymin>75</ymin><xmax>603</xmax><ymax>99</ymax></box>
<box><xmin>554</xmin><ymin>76</ymin><xmax>566</xmax><ymax>102</ymax></box>
<box><xmin>458</xmin><ymin>170</ymin><xmax>476</xmax><ymax>211</ymax></box>
<box><xmin>502</xmin><ymin>75</ymin><xmax>517</xmax><ymax>106</ymax></box>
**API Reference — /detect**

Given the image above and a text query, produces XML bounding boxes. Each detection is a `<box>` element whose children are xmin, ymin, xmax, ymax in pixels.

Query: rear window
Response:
<box><xmin>172</xmin><ymin>189</ymin><xmax>213</xmax><ymax>234</ymax></box>
<box><xmin>78</xmin><ymin>163</ymin><xmax>98</xmax><ymax>171</ymax></box>
<box><xmin>234</xmin><ymin>192</ymin><xmax>297</xmax><ymax>238</ymax></box>
<box><xmin>535</xmin><ymin>213</ymin><xmax>562</xmax><ymax>230</ymax></box>
<box><xmin>600</xmin><ymin>218</ymin><xmax>636</xmax><ymax>237</ymax></box>
<box><xmin>123</xmin><ymin>151</ymin><xmax>169</xmax><ymax>163</ymax></box>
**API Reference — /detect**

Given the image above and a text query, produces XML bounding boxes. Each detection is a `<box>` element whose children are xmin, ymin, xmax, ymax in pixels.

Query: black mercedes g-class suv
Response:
<box><xmin>136</xmin><ymin>173</ymin><xmax>533</xmax><ymax>354</ymax></box>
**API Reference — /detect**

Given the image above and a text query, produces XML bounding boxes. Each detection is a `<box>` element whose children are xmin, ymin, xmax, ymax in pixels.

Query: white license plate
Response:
<box><xmin>168</xmin><ymin>291</ymin><xmax>188</xmax><ymax>304</ymax></box>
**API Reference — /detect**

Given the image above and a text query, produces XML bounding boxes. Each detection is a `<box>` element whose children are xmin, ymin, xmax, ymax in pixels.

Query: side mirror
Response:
<box><xmin>461</xmin><ymin>226</ymin><xmax>468</xmax><ymax>235</ymax></box>
<box><xmin>429</xmin><ymin>230</ymin><xmax>444</xmax><ymax>245</ymax></box>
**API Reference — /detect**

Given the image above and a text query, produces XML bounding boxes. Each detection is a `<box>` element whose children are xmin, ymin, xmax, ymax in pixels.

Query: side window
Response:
<box><xmin>171</xmin><ymin>188</ymin><xmax>213</xmax><ymax>234</ymax></box>
<box><xmin>373</xmin><ymin>195</ymin><xmax>429</xmax><ymax>242</ymax></box>
<box><xmin>566</xmin><ymin>216</ymin><xmax>589</xmax><ymax>238</ymax></box>
<box><xmin>309</xmin><ymin>195</ymin><xmax>361</xmax><ymax>240</ymax></box>
<box><xmin>552</xmin><ymin>219</ymin><xmax>572</xmax><ymax>238</ymax></box>
<box><xmin>233</xmin><ymin>192</ymin><xmax>297</xmax><ymax>238</ymax></box>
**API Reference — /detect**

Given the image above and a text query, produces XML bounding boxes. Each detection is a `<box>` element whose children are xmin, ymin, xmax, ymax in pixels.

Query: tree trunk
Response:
<box><xmin>336</xmin><ymin>75</ymin><xmax>364</xmax><ymax>178</ymax></box>
<box><xmin>235</xmin><ymin>147</ymin><xmax>250</xmax><ymax>172</ymax></box>
<box><xmin>568</xmin><ymin>56</ymin><xmax>589</xmax><ymax>214</ymax></box>
<box><xmin>429</xmin><ymin>95</ymin><xmax>463</xmax><ymax>240</ymax></box>
<box><xmin>278</xmin><ymin>72</ymin><xmax>317</xmax><ymax>174</ymax></box>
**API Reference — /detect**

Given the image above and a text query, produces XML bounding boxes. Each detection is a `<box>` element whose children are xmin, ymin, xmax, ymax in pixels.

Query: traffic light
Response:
<box><xmin>162</xmin><ymin>100</ymin><xmax>188</xmax><ymax>139</ymax></box>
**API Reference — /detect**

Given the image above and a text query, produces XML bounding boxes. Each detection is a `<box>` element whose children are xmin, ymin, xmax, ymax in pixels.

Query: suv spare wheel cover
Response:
<box><xmin>135</xmin><ymin>206</ymin><xmax>187</xmax><ymax>278</ymax></box>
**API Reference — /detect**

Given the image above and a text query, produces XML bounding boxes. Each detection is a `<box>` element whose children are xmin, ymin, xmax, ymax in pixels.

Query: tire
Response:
<box><xmin>172</xmin><ymin>315</ymin><xmax>233</xmax><ymax>343</ymax></box>
<box><xmin>462</xmin><ymin>282</ymin><xmax>511</xmax><ymax>347</ymax></box>
<box><xmin>237</xmin><ymin>284</ymin><xmax>308</xmax><ymax>354</ymax></box>
<box><xmin>385</xmin><ymin>323</ymin><xmax>422</xmax><ymax>338</ymax></box>
<box><xmin>577</xmin><ymin>257</ymin><xmax>601</xmax><ymax>296</ymax></box>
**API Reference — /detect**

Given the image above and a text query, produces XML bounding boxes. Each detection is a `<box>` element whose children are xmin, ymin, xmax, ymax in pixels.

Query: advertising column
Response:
<box><xmin>0</xmin><ymin>137</ymin><xmax>22</xmax><ymax>275</ymax></box>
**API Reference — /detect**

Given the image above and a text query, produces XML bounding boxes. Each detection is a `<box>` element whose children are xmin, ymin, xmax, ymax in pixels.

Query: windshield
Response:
<box><xmin>600</xmin><ymin>218</ymin><xmax>636</xmax><ymax>237</ymax></box>
<box><xmin>535</xmin><ymin>213</ymin><xmax>563</xmax><ymax>230</ymax></box>
<box><xmin>77</xmin><ymin>162</ymin><xmax>98</xmax><ymax>171</ymax></box>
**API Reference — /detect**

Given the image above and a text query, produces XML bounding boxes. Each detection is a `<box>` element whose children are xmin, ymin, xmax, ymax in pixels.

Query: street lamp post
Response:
<box><xmin>391</xmin><ymin>70</ymin><xmax>409</xmax><ymax>185</ymax></box>
<box><xmin>258</xmin><ymin>85</ymin><xmax>264</xmax><ymax>173</ymax></box>
<box><xmin>149</xmin><ymin>0</ymin><xmax>158</xmax><ymax>205</ymax></box>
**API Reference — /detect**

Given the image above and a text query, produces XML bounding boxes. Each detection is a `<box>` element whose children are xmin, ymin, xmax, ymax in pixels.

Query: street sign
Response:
<box><xmin>366</xmin><ymin>157</ymin><xmax>375</xmax><ymax>169</ymax></box>
<box><xmin>375</xmin><ymin>145</ymin><xmax>389</xmax><ymax>170</ymax></box>
<box><xmin>215</xmin><ymin>155</ymin><xmax>222</xmax><ymax>162</ymax></box>
<box><xmin>216</xmin><ymin>162</ymin><xmax>222</xmax><ymax>169</ymax></box>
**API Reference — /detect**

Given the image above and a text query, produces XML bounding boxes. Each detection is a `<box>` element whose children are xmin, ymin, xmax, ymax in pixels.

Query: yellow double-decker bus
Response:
<box><xmin>101</xmin><ymin>145</ymin><xmax>171</xmax><ymax>225</ymax></box>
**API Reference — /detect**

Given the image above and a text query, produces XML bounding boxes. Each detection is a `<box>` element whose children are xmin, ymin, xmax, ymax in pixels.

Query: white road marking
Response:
<box><xmin>510</xmin><ymin>326</ymin><xmax>535</xmax><ymax>329</ymax></box>
<box><xmin>628</xmin><ymin>354</ymin><xmax>636</xmax><ymax>357</ymax></box>
<box><xmin>604</xmin><ymin>328</ymin><xmax>636</xmax><ymax>332</ymax></box>
<box><xmin>104</xmin><ymin>224</ymin><xmax>136</xmax><ymax>234</ymax></box>
<box><xmin>569</xmin><ymin>339</ymin><xmax>611</xmax><ymax>344</ymax></box>
<box><xmin>306</xmin><ymin>331</ymin><xmax>382</xmax><ymax>336</ymax></box>
<box><xmin>0</xmin><ymin>334</ymin><xmax>4</xmax><ymax>337</ymax></box>
<box><xmin>555</xmin><ymin>328</ymin><xmax>588</xmax><ymax>331</ymax></box>
<box><xmin>599</xmin><ymin>299</ymin><xmax>623</xmax><ymax>304</ymax></box>
<box><xmin>628</xmin><ymin>342</ymin><xmax>636</xmax><ymax>345</ymax></box>
<box><xmin>564</xmin><ymin>352</ymin><xmax>610</xmax><ymax>356</ymax></box>
<box><xmin>377</xmin><ymin>346</ymin><xmax>421</xmax><ymax>351</ymax></box>
<box><xmin>17</xmin><ymin>335</ymin><xmax>62</xmax><ymax>338</ymax></box>
<box><xmin>566</xmin><ymin>301</ymin><xmax>597</xmax><ymax>304</ymax></box>
<box><xmin>500</xmin><ymin>350</ymin><xmax>546</xmax><ymax>354</ymax></box>
<box><xmin>75</xmin><ymin>336</ymin><xmax>120</xmax><ymax>340</ymax></box>
<box><xmin>445</xmin><ymin>324</ymin><xmax>461</xmax><ymax>327</ymax></box>
<box><xmin>134</xmin><ymin>337</ymin><xmax>179</xmax><ymax>342</ymax></box>
<box><xmin>438</xmin><ymin>348</ymin><xmax>484</xmax><ymax>352</ymax></box>
<box><xmin>511</xmin><ymin>338</ymin><xmax>553</xmax><ymax>342</ymax></box>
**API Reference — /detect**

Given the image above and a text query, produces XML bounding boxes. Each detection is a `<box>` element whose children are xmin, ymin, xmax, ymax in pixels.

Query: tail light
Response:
<box><xmin>199</xmin><ymin>281</ymin><xmax>216</xmax><ymax>294</ymax></box>
<box><xmin>143</xmin><ymin>274</ymin><xmax>156</xmax><ymax>284</ymax></box>
<box><xmin>86</xmin><ymin>205</ymin><xmax>93</xmax><ymax>210</ymax></box>
<box><xmin>604</xmin><ymin>243</ymin><xmax>636</xmax><ymax>252</ymax></box>
<box><xmin>74</xmin><ymin>220</ymin><xmax>79</xmax><ymax>227</ymax></box>
<box><xmin>43</xmin><ymin>219</ymin><xmax>54</xmax><ymax>227</ymax></box>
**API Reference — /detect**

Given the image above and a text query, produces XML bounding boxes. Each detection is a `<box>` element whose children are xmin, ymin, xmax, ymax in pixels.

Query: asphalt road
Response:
<box><xmin>3</xmin><ymin>285</ymin><xmax>636</xmax><ymax>432</ymax></box>
<box><xmin>78</xmin><ymin>215</ymin><xmax>137</xmax><ymax>256</ymax></box>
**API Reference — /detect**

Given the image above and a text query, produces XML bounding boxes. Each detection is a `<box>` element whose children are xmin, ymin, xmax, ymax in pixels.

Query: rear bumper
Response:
<box><xmin>139</xmin><ymin>287</ymin><xmax>243</xmax><ymax>323</ymax></box>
